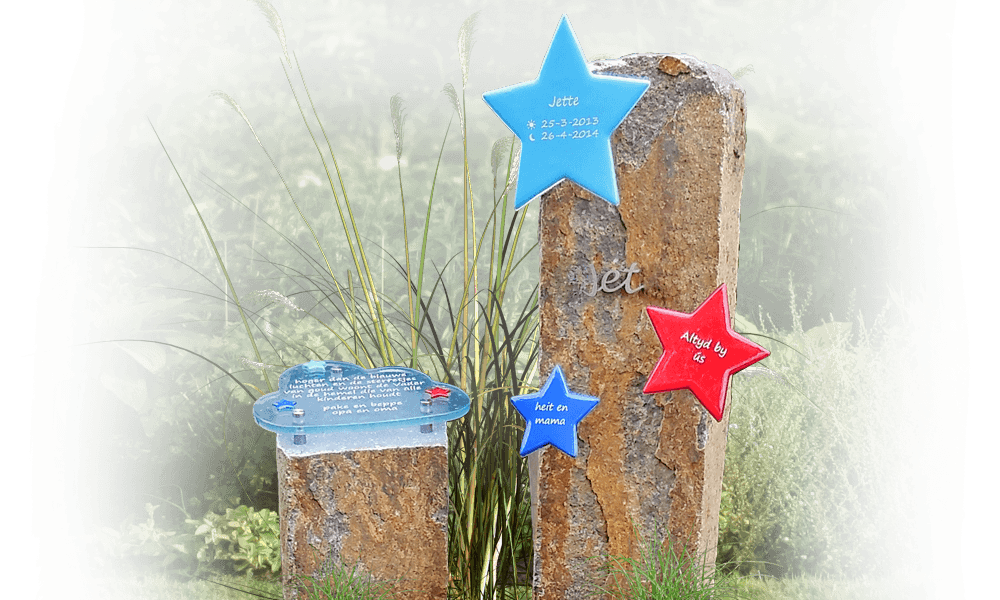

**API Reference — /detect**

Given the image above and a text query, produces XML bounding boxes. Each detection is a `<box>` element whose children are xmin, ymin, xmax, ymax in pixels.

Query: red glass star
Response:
<box><xmin>425</xmin><ymin>386</ymin><xmax>451</xmax><ymax>399</ymax></box>
<box><xmin>643</xmin><ymin>284</ymin><xmax>770</xmax><ymax>421</ymax></box>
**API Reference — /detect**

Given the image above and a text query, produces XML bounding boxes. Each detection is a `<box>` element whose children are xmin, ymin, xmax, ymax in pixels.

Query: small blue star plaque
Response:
<box><xmin>482</xmin><ymin>15</ymin><xmax>650</xmax><ymax>209</ymax></box>
<box><xmin>510</xmin><ymin>365</ymin><xmax>600</xmax><ymax>457</ymax></box>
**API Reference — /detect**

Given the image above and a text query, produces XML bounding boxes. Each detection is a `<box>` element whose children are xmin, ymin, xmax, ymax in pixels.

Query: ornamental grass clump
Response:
<box><xmin>591</xmin><ymin>527</ymin><xmax>742</xmax><ymax>600</ymax></box>
<box><xmin>145</xmin><ymin>4</ymin><xmax>537</xmax><ymax>599</ymax></box>
<box><xmin>293</xmin><ymin>559</ymin><xmax>399</xmax><ymax>600</ymax></box>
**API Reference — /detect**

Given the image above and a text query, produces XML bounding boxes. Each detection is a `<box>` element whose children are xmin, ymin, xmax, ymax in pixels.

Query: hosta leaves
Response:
<box><xmin>117</xmin><ymin>505</ymin><xmax>282</xmax><ymax>575</ymax></box>
<box><xmin>77</xmin><ymin>515</ymin><xmax>141</xmax><ymax>565</ymax></box>
<box><xmin>195</xmin><ymin>519</ymin><xmax>229</xmax><ymax>544</ymax></box>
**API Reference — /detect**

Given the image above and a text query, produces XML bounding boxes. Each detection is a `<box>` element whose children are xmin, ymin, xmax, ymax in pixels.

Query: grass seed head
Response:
<box><xmin>247</xmin><ymin>290</ymin><xmax>302</xmax><ymax>312</ymax></box>
<box><xmin>226</xmin><ymin>94</ymin><xmax>267</xmax><ymax>152</ymax></box>
<box><xmin>500</xmin><ymin>146</ymin><xmax>521</xmax><ymax>198</ymax></box>
<box><xmin>490</xmin><ymin>137</ymin><xmax>513</xmax><ymax>189</ymax></box>
<box><xmin>260</xmin><ymin>2</ymin><xmax>292</xmax><ymax>68</ymax></box>
<box><xmin>390</xmin><ymin>102</ymin><xmax>403</xmax><ymax>162</ymax></box>
<box><xmin>458</xmin><ymin>13</ymin><xmax>477</xmax><ymax>90</ymax></box>
<box><xmin>740</xmin><ymin>366</ymin><xmax>787</xmax><ymax>385</ymax></box>
<box><xmin>449</xmin><ymin>90</ymin><xmax>465</xmax><ymax>142</ymax></box>
<box><xmin>236</xmin><ymin>356</ymin><xmax>274</xmax><ymax>369</ymax></box>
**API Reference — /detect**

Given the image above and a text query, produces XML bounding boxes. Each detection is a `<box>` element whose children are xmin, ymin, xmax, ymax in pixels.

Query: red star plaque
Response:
<box><xmin>643</xmin><ymin>284</ymin><xmax>770</xmax><ymax>421</ymax></box>
<box><xmin>425</xmin><ymin>386</ymin><xmax>451</xmax><ymax>399</ymax></box>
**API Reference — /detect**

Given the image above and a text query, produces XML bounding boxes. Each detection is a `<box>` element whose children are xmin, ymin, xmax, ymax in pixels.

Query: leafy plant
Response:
<box><xmin>190</xmin><ymin>505</ymin><xmax>282</xmax><ymax>576</ymax></box>
<box><xmin>718</xmin><ymin>286</ymin><xmax>913</xmax><ymax>577</ymax></box>
<box><xmin>100</xmin><ymin>503</ymin><xmax>281</xmax><ymax>577</ymax></box>
<box><xmin>77</xmin><ymin>503</ymin><xmax>201</xmax><ymax>576</ymax></box>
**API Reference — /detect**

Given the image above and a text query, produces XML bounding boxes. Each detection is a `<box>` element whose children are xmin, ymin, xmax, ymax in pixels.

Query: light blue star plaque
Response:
<box><xmin>482</xmin><ymin>15</ymin><xmax>650</xmax><ymax>209</ymax></box>
<box><xmin>510</xmin><ymin>365</ymin><xmax>600</xmax><ymax>457</ymax></box>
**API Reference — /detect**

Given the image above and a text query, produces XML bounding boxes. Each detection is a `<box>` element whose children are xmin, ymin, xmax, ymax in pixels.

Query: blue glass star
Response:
<box><xmin>482</xmin><ymin>15</ymin><xmax>649</xmax><ymax>209</ymax></box>
<box><xmin>273</xmin><ymin>398</ymin><xmax>297</xmax><ymax>411</ymax></box>
<box><xmin>303</xmin><ymin>360</ymin><xmax>327</xmax><ymax>377</ymax></box>
<box><xmin>510</xmin><ymin>365</ymin><xmax>599</xmax><ymax>457</ymax></box>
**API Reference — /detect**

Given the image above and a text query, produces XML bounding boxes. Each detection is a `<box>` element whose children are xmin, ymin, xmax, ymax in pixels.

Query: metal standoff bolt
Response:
<box><xmin>420</xmin><ymin>398</ymin><xmax>433</xmax><ymax>432</ymax></box>
<box><xmin>292</xmin><ymin>408</ymin><xmax>306</xmax><ymax>445</ymax></box>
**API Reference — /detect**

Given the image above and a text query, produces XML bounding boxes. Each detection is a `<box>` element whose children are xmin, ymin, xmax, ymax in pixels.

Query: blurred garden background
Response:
<box><xmin>4</xmin><ymin>0</ymin><xmax>996</xmax><ymax>598</ymax></box>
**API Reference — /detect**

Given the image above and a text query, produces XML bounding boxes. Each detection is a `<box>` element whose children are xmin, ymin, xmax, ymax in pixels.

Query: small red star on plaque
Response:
<box><xmin>425</xmin><ymin>386</ymin><xmax>451</xmax><ymax>399</ymax></box>
<box><xmin>643</xmin><ymin>284</ymin><xmax>770</xmax><ymax>421</ymax></box>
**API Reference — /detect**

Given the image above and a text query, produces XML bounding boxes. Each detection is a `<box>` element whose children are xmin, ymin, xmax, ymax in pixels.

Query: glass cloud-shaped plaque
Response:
<box><xmin>253</xmin><ymin>361</ymin><xmax>470</xmax><ymax>437</ymax></box>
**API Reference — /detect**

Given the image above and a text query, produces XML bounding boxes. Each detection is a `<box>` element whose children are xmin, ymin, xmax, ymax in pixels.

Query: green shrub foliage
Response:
<box><xmin>719</xmin><ymin>291</ymin><xmax>912</xmax><ymax>577</ymax></box>
<box><xmin>102</xmin><ymin>503</ymin><xmax>281</xmax><ymax>576</ymax></box>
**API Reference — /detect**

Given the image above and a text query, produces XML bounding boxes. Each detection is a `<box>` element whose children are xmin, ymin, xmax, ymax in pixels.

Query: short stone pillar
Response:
<box><xmin>532</xmin><ymin>54</ymin><xmax>746</xmax><ymax>598</ymax></box>
<box><xmin>276</xmin><ymin>429</ymin><xmax>449</xmax><ymax>600</ymax></box>
<box><xmin>252</xmin><ymin>361</ymin><xmax>468</xmax><ymax>600</ymax></box>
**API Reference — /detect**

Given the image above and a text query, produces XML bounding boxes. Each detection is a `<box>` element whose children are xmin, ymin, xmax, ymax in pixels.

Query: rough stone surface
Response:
<box><xmin>277</xmin><ymin>445</ymin><xmax>449</xmax><ymax>600</ymax></box>
<box><xmin>532</xmin><ymin>53</ymin><xmax>746</xmax><ymax>599</ymax></box>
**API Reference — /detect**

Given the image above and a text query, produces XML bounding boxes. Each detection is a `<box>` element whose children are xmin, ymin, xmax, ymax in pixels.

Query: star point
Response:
<box><xmin>482</xmin><ymin>16</ymin><xmax>649</xmax><ymax>209</ymax></box>
<box><xmin>643</xmin><ymin>285</ymin><xmax>770</xmax><ymax>421</ymax></box>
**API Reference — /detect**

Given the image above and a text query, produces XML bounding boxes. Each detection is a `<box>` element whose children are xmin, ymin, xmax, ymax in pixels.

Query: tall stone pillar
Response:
<box><xmin>532</xmin><ymin>53</ymin><xmax>746</xmax><ymax>599</ymax></box>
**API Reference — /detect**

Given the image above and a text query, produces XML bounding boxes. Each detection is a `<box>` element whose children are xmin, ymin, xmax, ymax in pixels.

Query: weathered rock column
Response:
<box><xmin>277</xmin><ymin>429</ymin><xmax>449</xmax><ymax>600</ymax></box>
<box><xmin>532</xmin><ymin>53</ymin><xmax>746</xmax><ymax>598</ymax></box>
